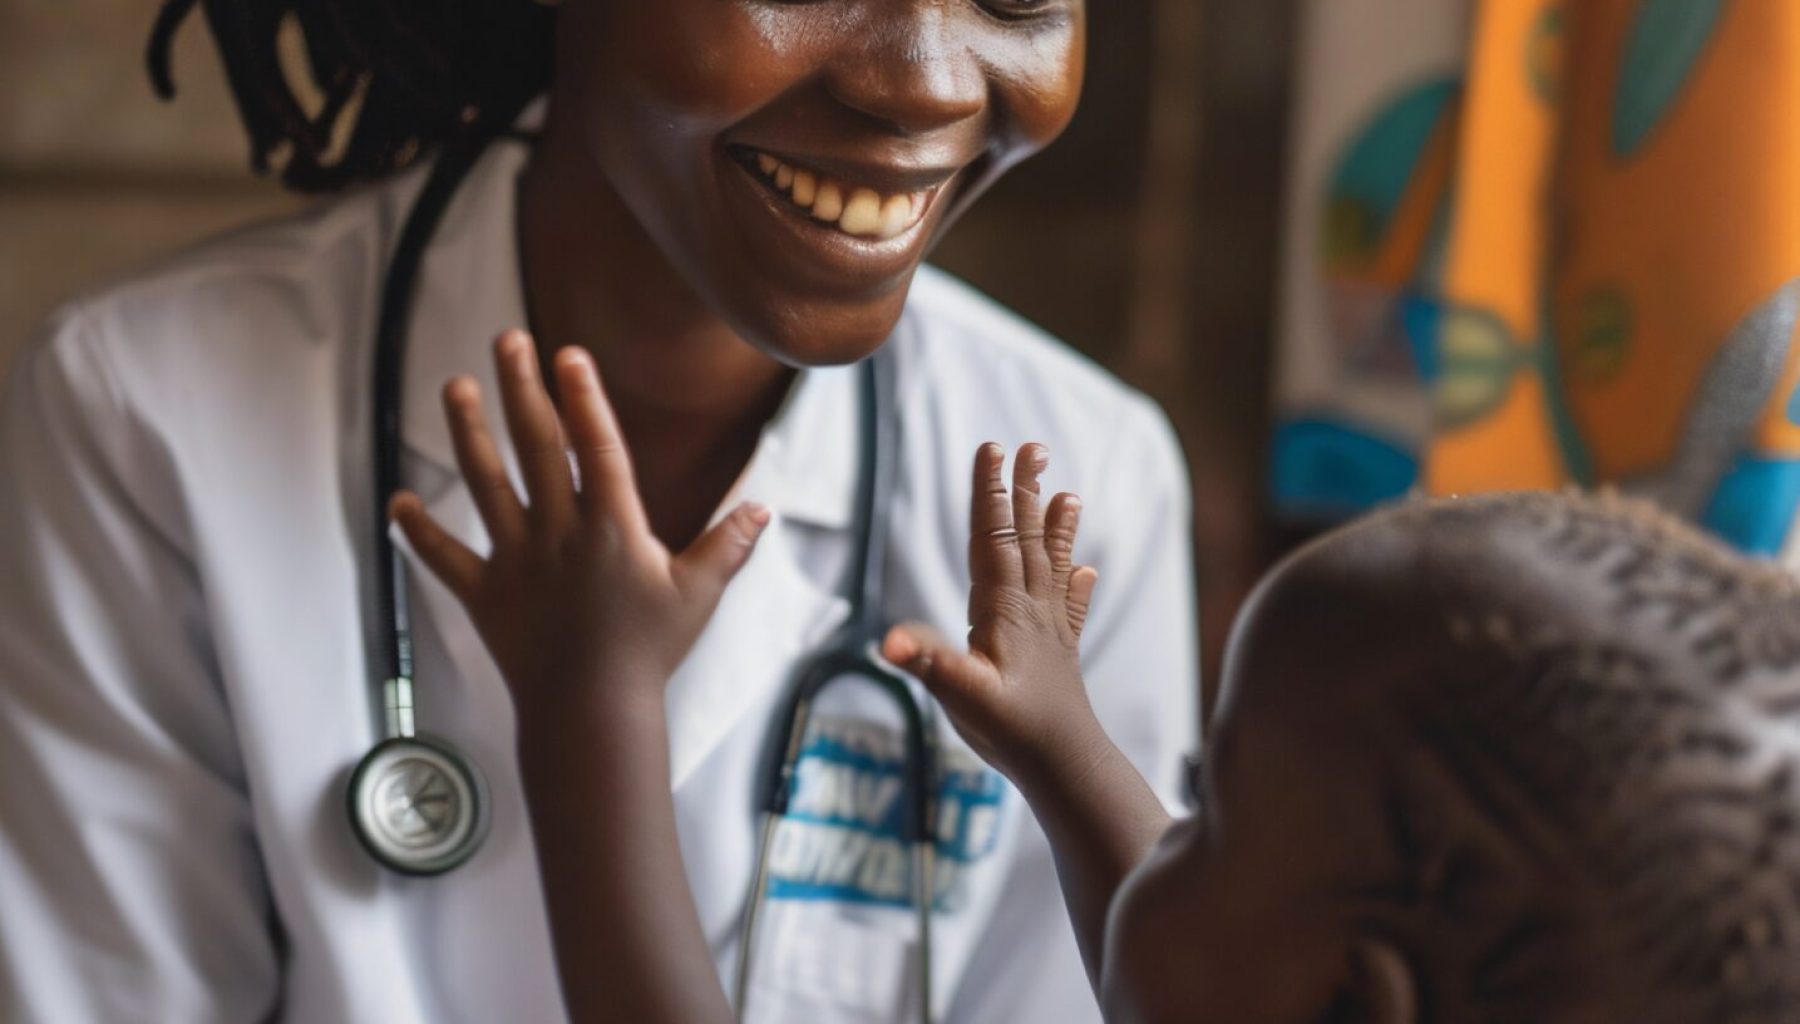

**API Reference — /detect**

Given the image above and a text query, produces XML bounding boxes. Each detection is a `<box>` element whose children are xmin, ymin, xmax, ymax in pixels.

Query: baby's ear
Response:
<box><xmin>1334</xmin><ymin>937</ymin><xmax>1417</xmax><ymax>1024</ymax></box>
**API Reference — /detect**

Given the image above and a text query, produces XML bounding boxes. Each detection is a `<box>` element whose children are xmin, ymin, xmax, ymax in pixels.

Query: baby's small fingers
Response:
<box><xmin>969</xmin><ymin>444</ymin><xmax>1024</xmax><ymax>597</ymax></box>
<box><xmin>882</xmin><ymin>623</ymin><xmax>996</xmax><ymax>705</ymax></box>
<box><xmin>673</xmin><ymin>502</ymin><xmax>772</xmax><ymax>607</ymax></box>
<box><xmin>391</xmin><ymin>492</ymin><xmax>485</xmax><ymax>601</ymax></box>
<box><xmin>1044</xmin><ymin>492</ymin><xmax>1082</xmax><ymax>590</ymax></box>
<box><xmin>554</xmin><ymin>348</ymin><xmax>650</xmax><ymax>537</ymax></box>
<box><xmin>443</xmin><ymin>376</ymin><xmax>526</xmax><ymax>547</ymax></box>
<box><xmin>492</xmin><ymin>330</ymin><xmax>576</xmax><ymax>534</ymax></box>
<box><xmin>1012</xmin><ymin>445</ymin><xmax>1052</xmax><ymax>594</ymax></box>
<box><xmin>1066</xmin><ymin>566</ymin><xmax>1099</xmax><ymax>641</ymax></box>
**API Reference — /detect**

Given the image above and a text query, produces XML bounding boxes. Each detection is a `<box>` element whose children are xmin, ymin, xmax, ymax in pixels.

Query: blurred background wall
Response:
<box><xmin>0</xmin><ymin>0</ymin><xmax>1299</xmax><ymax>710</ymax></box>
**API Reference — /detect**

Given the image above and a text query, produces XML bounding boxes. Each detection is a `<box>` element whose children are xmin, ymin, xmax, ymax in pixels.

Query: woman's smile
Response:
<box><xmin>536</xmin><ymin>0</ymin><xmax>1086</xmax><ymax>364</ymax></box>
<box><xmin>737</xmin><ymin>147</ymin><xmax>942</xmax><ymax>241</ymax></box>
<box><xmin>720</xmin><ymin>141</ymin><xmax>967</xmax><ymax>296</ymax></box>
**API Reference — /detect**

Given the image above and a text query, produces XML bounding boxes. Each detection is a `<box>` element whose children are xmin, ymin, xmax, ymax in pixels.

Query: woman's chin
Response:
<box><xmin>725</xmin><ymin>279</ymin><xmax>916</xmax><ymax>369</ymax></box>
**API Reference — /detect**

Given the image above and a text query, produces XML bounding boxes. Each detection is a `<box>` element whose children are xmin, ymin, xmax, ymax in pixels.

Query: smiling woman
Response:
<box><xmin>0</xmin><ymin>3</ymin><xmax>1198</xmax><ymax>1023</ymax></box>
<box><xmin>523</xmin><ymin>0</ymin><xmax>1085</xmax><ymax>369</ymax></box>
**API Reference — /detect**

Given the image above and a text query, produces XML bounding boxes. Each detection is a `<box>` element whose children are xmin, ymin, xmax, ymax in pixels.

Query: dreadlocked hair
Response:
<box><xmin>146</xmin><ymin>0</ymin><xmax>555</xmax><ymax>191</ymax></box>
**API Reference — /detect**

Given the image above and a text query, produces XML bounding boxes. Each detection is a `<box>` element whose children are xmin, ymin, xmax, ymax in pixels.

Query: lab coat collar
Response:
<box><xmin>395</xmin><ymin>104</ymin><xmax>861</xmax><ymax>533</ymax></box>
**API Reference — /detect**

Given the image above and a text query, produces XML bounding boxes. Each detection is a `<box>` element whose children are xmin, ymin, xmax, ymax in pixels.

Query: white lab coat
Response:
<box><xmin>0</xmin><ymin>128</ymin><xmax>1198</xmax><ymax>1024</ymax></box>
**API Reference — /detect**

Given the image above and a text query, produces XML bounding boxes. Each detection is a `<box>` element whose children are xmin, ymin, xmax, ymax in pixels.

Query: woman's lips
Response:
<box><xmin>732</xmin><ymin>147</ymin><xmax>942</xmax><ymax>242</ymax></box>
<box><xmin>717</xmin><ymin>143</ymin><xmax>966</xmax><ymax>296</ymax></box>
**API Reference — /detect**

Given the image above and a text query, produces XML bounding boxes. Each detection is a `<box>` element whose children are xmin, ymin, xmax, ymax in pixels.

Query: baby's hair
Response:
<box><xmin>146</xmin><ymin>0</ymin><xmax>553</xmax><ymax>190</ymax></box>
<box><xmin>1375</xmin><ymin>492</ymin><xmax>1800</xmax><ymax>1022</ymax></box>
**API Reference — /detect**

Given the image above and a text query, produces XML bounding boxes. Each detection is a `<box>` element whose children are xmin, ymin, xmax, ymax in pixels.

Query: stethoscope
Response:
<box><xmin>345</xmin><ymin>119</ymin><xmax>939</xmax><ymax>1020</ymax></box>
<box><xmin>734</xmin><ymin>313</ymin><xmax>938</xmax><ymax>1024</ymax></box>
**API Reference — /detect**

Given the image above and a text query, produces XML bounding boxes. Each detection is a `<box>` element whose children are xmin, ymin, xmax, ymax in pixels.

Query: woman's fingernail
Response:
<box><xmin>743</xmin><ymin>502</ymin><xmax>772</xmax><ymax>527</ymax></box>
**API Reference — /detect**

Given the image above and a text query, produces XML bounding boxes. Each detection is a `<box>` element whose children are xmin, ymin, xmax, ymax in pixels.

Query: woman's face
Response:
<box><xmin>552</xmin><ymin>0</ymin><xmax>1086</xmax><ymax>365</ymax></box>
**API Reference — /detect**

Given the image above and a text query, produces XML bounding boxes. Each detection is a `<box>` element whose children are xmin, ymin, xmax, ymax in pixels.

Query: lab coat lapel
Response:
<box><xmin>664</xmin><ymin>363</ymin><xmax>862</xmax><ymax>790</ymax></box>
<box><xmin>665</xmin><ymin>495</ymin><xmax>848</xmax><ymax>792</ymax></box>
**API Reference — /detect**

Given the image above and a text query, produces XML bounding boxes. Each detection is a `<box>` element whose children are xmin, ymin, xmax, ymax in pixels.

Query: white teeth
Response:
<box><xmin>812</xmin><ymin>182</ymin><xmax>844</xmax><ymax>222</ymax></box>
<box><xmin>747</xmin><ymin>150</ymin><xmax>926</xmax><ymax>240</ymax></box>
<box><xmin>839</xmin><ymin>189</ymin><xmax>884</xmax><ymax>236</ymax></box>
<box><xmin>877</xmin><ymin>194</ymin><xmax>913</xmax><ymax>241</ymax></box>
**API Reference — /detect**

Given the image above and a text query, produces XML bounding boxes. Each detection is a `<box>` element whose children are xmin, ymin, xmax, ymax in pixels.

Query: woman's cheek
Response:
<box><xmin>593</xmin><ymin>4</ymin><xmax>820</xmax><ymax>128</ymax></box>
<box><xmin>987</xmin><ymin>24</ymin><xmax>1087</xmax><ymax>161</ymax></box>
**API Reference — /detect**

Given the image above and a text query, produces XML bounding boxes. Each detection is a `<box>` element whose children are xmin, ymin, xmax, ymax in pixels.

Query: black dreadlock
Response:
<box><xmin>146</xmin><ymin>0</ymin><xmax>555</xmax><ymax>191</ymax></box>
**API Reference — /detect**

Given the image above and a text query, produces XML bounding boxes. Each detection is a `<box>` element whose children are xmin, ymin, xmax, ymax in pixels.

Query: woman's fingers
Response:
<box><xmin>969</xmin><ymin>444</ymin><xmax>1025</xmax><ymax>614</ymax></box>
<box><xmin>492</xmin><ymin>330</ymin><xmax>576</xmax><ymax>535</ymax></box>
<box><xmin>391</xmin><ymin>492</ymin><xmax>484</xmax><ymax>600</ymax></box>
<box><xmin>672</xmin><ymin>502</ymin><xmax>771</xmax><ymax>606</ymax></box>
<box><xmin>1066</xmin><ymin>566</ymin><xmax>1099</xmax><ymax>641</ymax></box>
<box><xmin>1044</xmin><ymin>492</ymin><xmax>1082</xmax><ymax>595</ymax></box>
<box><xmin>442</xmin><ymin>376</ymin><xmax>527</xmax><ymax>548</ymax></box>
<box><xmin>1012</xmin><ymin>445</ymin><xmax>1053</xmax><ymax>595</ymax></box>
<box><xmin>553</xmin><ymin>347</ymin><xmax>649</xmax><ymax>537</ymax></box>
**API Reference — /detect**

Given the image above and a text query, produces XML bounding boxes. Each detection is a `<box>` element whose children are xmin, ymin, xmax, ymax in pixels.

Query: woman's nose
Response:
<box><xmin>824</xmin><ymin>5</ymin><xmax>988</xmax><ymax>135</ymax></box>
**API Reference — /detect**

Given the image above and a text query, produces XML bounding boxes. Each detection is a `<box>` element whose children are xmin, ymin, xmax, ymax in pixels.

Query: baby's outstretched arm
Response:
<box><xmin>882</xmin><ymin>443</ymin><xmax>1173</xmax><ymax>991</ymax></box>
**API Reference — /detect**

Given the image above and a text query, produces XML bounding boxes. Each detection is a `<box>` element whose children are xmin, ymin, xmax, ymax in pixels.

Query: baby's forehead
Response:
<box><xmin>1234</xmin><ymin>492</ymin><xmax>1798</xmax><ymax>686</ymax></box>
<box><xmin>1213</xmin><ymin>491</ymin><xmax>1800</xmax><ymax>811</ymax></box>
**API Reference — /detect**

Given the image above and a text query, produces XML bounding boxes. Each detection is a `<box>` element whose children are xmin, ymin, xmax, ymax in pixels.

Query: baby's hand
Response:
<box><xmin>391</xmin><ymin>330</ymin><xmax>770</xmax><ymax>725</ymax></box>
<box><xmin>882</xmin><ymin>443</ymin><xmax>1102</xmax><ymax>784</ymax></box>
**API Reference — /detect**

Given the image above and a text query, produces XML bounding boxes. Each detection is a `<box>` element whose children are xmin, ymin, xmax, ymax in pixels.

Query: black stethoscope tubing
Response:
<box><xmin>348</xmin><ymin>127</ymin><xmax>503</xmax><ymax>878</ymax></box>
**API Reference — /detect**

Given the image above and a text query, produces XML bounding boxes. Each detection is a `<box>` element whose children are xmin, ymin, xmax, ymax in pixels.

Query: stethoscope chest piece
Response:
<box><xmin>348</xmin><ymin>735</ymin><xmax>490</xmax><ymax>876</ymax></box>
<box><xmin>349</xmin><ymin>128</ymin><xmax>503</xmax><ymax>877</ymax></box>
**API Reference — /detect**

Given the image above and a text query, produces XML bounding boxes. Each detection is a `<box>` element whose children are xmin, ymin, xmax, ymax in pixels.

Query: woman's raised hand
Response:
<box><xmin>881</xmin><ymin>443</ymin><xmax>1105</xmax><ymax>785</ymax></box>
<box><xmin>391</xmin><ymin>329</ymin><xmax>770</xmax><ymax>722</ymax></box>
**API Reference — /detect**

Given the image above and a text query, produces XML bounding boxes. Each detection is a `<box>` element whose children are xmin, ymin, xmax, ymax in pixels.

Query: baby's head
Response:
<box><xmin>1105</xmin><ymin>491</ymin><xmax>1800</xmax><ymax>1024</ymax></box>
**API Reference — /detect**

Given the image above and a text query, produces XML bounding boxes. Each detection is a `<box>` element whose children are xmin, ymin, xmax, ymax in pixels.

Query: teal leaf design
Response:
<box><xmin>1613</xmin><ymin>0</ymin><xmax>1730</xmax><ymax>157</ymax></box>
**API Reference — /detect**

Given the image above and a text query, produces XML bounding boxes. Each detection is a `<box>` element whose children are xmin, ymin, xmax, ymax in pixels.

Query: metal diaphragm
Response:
<box><xmin>348</xmin><ymin>736</ymin><xmax>489</xmax><ymax>876</ymax></box>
